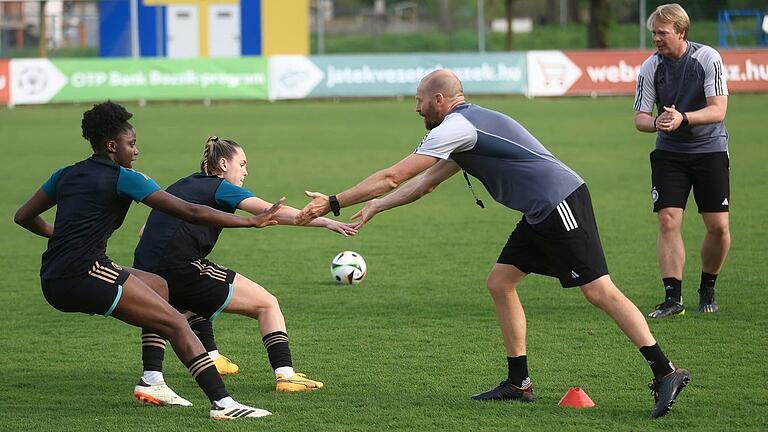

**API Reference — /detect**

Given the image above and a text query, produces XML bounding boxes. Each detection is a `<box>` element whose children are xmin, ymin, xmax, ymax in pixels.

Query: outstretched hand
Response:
<box><xmin>324</xmin><ymin>219</ymin><xmax>358</xmax><ymax>237</ymax></box>
<box><xmin>350</xmin><ymin>199</ymin><xmax>380</xmax><ymax>230</ymax></box>
<box><xmin>295</xmin><ymin>191</ymin><xmax>330</xmax><ymax>225</ymax></box>
<box><xmin>249</xmin><ymin>197</ymin><xmax>285</xmax><ymax>228</ymax></box>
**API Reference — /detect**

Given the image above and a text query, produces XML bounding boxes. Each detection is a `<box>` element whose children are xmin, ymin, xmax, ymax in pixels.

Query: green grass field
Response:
<box><xmin>1</xmin><ymin>95</ymin><xmax>766</xmax><ymax>431</ymax></box>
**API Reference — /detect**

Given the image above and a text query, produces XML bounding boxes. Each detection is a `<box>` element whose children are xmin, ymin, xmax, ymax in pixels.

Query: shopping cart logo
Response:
<box><xmin>537</xmin><ymin>60</ymin><xmax>568</xmax><ymax>87</ymax></box>
<box><xmin>526</xmin><ymin>51</ymin><xmax>582</xmax><ymax>96</ymax></box>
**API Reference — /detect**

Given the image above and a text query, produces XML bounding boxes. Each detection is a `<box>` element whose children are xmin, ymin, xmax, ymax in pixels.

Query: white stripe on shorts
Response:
<box><xmin>556</xmin><ymin>202</ymin><xmax>578</xmax><ymax>231</ymax></box>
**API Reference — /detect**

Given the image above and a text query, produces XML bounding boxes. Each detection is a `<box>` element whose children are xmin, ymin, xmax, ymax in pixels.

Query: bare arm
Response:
<box><xmin>14</xmin><ymin>189</ymin><xmax>56</xmax><ymax>238</ymax></box>
<box><xmin>686</xmin><ymin>95</ymin><xmax>728</xmax><ymax>125</ymax></box>
<box><xmin>350</xmin><ymin>159</ymin><xmax>461</xmax><ymax>228</ymax></box>
<box><xmin>296</xmin><ymin>153</ymin><xmax>440</xmax><ymax>225</ymax></box>
<box><xmin>239</xmin><ymin>196</ymin><xmax>357</xmax><ymax>236</ymax></box>
<box><xmin>634</xmin><ymin>111</ymin><xmax>657</xmax><ymax>133</ymax></box>
<box><xmin>142</xmin><ymin>189</ymin><xmax>283</xmax><ymax>228</ymax></box>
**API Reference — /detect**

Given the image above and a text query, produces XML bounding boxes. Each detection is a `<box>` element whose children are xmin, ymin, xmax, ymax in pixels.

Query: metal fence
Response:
<box><xmin>0</xmin><ymin>0</ymin><xmax>99</xmax><ymax>57</ymax></box>
<box><xmin>1</xmin><ymin>0</ymin><xmax>767</xmax><ymax>59</ymax></box>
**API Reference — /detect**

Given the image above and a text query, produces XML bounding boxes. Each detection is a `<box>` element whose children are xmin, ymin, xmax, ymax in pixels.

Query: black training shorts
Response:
<box><xmin>497</xmin><ymin>184</ymin><xmax>609</xmax><ymax>288</ymax></box>
<box><xmin>157</xmin><ymin>258</ymin><xmax>236</xmax><ymax>321</ymax></box>
<box><xmin>650</xmin><ymin>149</ymin><xmax>730</xmax><ymax>213</ymax></box>
<box><xmin>41</xmin><ymin>259</ymin><xmax>130</xmax><ymax>317</ymax></box>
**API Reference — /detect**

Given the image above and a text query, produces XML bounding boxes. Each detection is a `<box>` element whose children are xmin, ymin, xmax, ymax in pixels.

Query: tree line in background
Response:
<box><xmin>327</xmin><ymin>0</ymin><xmax>766</xmax><ymax>49</ymax></box>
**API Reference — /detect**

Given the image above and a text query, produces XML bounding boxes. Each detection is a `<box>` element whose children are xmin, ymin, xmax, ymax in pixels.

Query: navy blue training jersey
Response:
<box><xmin>133</xmin><ymin>172</ymin><xmax>253</xmax><ymax>272</ymax></box>
<box><xmin>40</xmin><ymin>155</ymin><xmax>161</xmax><ymax>279</ymax></box>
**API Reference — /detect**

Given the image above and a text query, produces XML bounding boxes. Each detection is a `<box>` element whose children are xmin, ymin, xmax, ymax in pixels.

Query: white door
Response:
<box><xmin>167</xmin><ymin>5</ymin><xmax>199</xmax><ymax>58</ymax></box>
<box><xmin>208</xmin><ymin>4</ymin><xmax>240</xmax><ymax>58</ymax></box>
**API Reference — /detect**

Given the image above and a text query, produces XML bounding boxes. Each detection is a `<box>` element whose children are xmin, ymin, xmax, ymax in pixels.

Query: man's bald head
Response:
<box><xmin>418</xmin><ymin>69</ymin><xmax>464</xmax><ymax>99</ymax></box>
<box><xmin>415</xmin><ymin>69</ymin><xmax>467</xmax><ymax>130</ymax></box>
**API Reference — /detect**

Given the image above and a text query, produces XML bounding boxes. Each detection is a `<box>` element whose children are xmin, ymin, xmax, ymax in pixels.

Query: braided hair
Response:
<box><xmin>81</xmin><ymin>101</ymin><xmax>133</xmax><ymax>151</ymax></box>
<box><xmin>201</xmin><ymin>136</ymin><xmax>241</xmax><ymax>175</ymax></box>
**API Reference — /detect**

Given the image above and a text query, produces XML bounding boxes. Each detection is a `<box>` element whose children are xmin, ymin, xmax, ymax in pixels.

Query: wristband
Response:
<box><xmin>653</xmin><ymin>116</ymin><xmax>658</xmax><ymax>130</ymax></box>
<box><xmin>680</xmin><ymin>112</ymin><xmax>689</xmax><ymax>127</ymax></box>
<box><xmin>329</xmin><ymin>195</ymin><xmax>341</xmax><ymax>216</ymax></box>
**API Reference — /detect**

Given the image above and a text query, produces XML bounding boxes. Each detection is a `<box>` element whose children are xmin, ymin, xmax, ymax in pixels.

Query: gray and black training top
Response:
<box><xmin>634</xmin><ymin>41</ymin><xmax>729</xmax><ymax>153</ymax></box>
<box><xmin>414</xmin><ymin>103</ymin><xmax>584</xmax><ymax>225</ymax></box>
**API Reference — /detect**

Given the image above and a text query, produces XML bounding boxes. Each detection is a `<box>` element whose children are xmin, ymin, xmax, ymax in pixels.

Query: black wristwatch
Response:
<box><xmin>328</xmin><ymin>195</ymin><xmax>341</xmax><ymax>216</ymax></box>
<box><xmin>680</xmin><ymin>112</ymin><xmax>689</xmax><ymax>127</ymax></box>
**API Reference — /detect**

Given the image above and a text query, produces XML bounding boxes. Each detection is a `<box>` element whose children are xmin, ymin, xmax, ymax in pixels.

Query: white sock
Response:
<box><xmin>215</xmin><ymin>396</ymin><xmax>235</xmax><ymax>408</ymax></box>
<box><xmin>208</xmin><ymin>350</ymin><xmax>220</xmax><ymax>360</ymax></box>
<box><xmin>142</xmin><ymin>371</ymin><xmax>164</xmax><ymax>385</ymax></box>
<box><xmin>275</xmin><ymin>366</ymin><xmax>295</xmax><ymax>378</ymax></box>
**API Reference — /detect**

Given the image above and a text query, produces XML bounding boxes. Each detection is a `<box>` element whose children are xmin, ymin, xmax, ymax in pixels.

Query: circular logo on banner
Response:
<box><xmin>18</xmin><ymin>67</ymin><xmax>48</xmax><ymax>96</ymax></box>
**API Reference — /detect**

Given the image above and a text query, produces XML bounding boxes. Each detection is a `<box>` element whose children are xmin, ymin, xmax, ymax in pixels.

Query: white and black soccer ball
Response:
<box><xmin>330</xmin><ymin>251</ymin><xmax>367</xmax><ymax>285</ymax></box>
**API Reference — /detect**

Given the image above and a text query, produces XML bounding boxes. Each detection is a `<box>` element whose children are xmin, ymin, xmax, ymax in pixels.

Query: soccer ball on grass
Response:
<box><xmin>330</xmin><ymin>251</ymin><xmax>367</xmax><ymax>284</ymax></box>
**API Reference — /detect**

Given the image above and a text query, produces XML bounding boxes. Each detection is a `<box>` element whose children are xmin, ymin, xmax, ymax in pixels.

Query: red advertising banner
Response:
<box><xmin>0</xmin><ymin>59</ymin><xmax>9</xmax><ymax>105</ymax></box>
<box><xmin>565</xmin><ymin>50</ymin><xmax>651</xmax><ymax>95</ymax></box>
<box><xmin>527</xmin><ymin>49</ymin><xmax>768</xmax><ymax>96</ymax></box>
<box><xmin>720</xmin><ymin>50</ymin><xmax>768</xmax><ymax>93</ymax></box>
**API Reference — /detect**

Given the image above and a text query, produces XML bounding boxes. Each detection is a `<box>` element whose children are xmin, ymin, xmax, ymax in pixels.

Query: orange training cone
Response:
<box><xmin>558</xmin><ymin>387</ymin><xmax>595</xmax><ymax>408</ymax></box>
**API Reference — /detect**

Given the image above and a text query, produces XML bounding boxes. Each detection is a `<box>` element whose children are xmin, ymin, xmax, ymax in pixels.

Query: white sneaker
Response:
<box><xmin>133</xmin><ymin>378</ymin><xmax>193</xmax><ymax>407</ymax></box>
<box><xmin>209</xmin><ymin>401</ymin><xmax>272</xmax><ymax>419</ymax></box>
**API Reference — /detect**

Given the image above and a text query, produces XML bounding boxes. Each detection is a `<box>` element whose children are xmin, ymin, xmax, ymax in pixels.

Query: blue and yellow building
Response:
<box><xmin>99</xmin><ymin>0</ymin><xmax>308</xmax><ymax>57</ymax></box>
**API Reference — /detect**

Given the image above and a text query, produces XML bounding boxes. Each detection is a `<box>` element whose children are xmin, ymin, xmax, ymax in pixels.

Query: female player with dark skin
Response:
<box><xmin>14</xmin><ymin>101</ymin><xmax>279</xmax><ymax>420</ymax></box>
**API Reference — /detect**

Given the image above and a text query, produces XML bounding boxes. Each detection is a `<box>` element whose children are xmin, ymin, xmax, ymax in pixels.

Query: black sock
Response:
<box><xmin>185</xmin><ymin>352</ymin><xmax>229</xmax><ymax>402</ymax></box>
<box><xmin>700</xmin><ymin>272</ymin><xmax>718</xmax><ymax>291</ymax></box>
<box><xmin>187</xmin><ymin>314</ymin><xmax>218</xmax><ymax>353</ymax></box>
<box><xmin>506</xmin><ymin>355</ymin><xmax>529</xmax><ymax>388</ymax></box>
<box><xmin>141</xmin><ymin>330</ymin><xmax>166</xmax><ymax>372</ymax></box>
<box><xmin>662</xmin><ymin>277</ymin><xmax>682</xmax><ymax>303</ymax></box>
<box><xmin>640</xmin><ymin>343</ymin><xmax>674</xmax><ymax>380</ymax></box>
<box><xmin>262</xmin><ymin>331</ymin><xmax>292</xmax><ymax>370</ymax></box>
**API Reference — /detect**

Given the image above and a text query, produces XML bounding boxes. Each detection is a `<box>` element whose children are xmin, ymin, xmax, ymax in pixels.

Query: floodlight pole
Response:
<box><xmin>477</xmin><ymin>0</ymin><xmax>485</xmax><ymax>52</ymax></box>
<box><xmin>38</xmin><ymin>0</ymin><xmax>48</xmax><ymax>57</ymax></box>
<box><xmin>130</xmin><ymin>0</ymin><xmax>139</xmax><ymax>58</ymax></box>
<box><xmin>317</xmin><ymin>0</ymin><xmax>325</xmax><ymax>55</ymax></box>
<box><xmin>639</xmin><ymin>0</ymin><xmax>646</xmax><ymax>49</ymax></box>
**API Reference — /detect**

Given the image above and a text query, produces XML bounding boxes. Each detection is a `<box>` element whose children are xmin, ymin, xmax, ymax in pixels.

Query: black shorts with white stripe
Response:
<box><xmin>41</xmin><ymin>259</ymin><xmax>130</xmax><ymax>316</ymax></box>
<box><xmin>497</xmin><ymin>184</ymin><xmax>609</xmax><ymax>288</ymax></box>
<box><xmin>157</xmin><ymin>258</ymin><xmax>236</xmax><ymax>320</ymax></box>
<box><xmin>650</xmin><ymin>149</ymin><xmax>730</xmax><ymax>213</ymax></box>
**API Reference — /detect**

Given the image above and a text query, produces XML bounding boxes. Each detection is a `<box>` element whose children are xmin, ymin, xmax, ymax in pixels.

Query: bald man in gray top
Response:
<box><xmin>297</xmin><ymin>69</ymin><xmax>688</xmax><ymax>419</ymax></box>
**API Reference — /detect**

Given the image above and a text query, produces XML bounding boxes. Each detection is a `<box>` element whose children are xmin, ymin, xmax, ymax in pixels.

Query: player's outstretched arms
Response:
<box><xmin>351</xmin><ymin>160</ymin><xmax>460</xmax><ymax>229</ymax></box>
<box><xmin>295</xmin><ymin>191</ymin><xmax>331</xmax><ymax>225</ymax></box>
<box><xmin>14</xmin><ymin>188</ymin><xmax>56</xmax><ymax>238</ymax></box>
<box><xmin>320</xmin><ymin>218</ymin><xmax>358</xmax><ymax>237</ymax></box>
<box><xmin>350</xmin><ymin>200</ymin><xmax>382</xmax><ymax>230</ymax></box>
<box><xmin>143</xmin><ymin>189</ymin><xmax>282</xmax><ymax>228</ymax></box>
<box><xmin>296</xmin><ymin>154</ymin><xmax>441</xmax><ymax>226</ymax></box>
<box><xmin>238</xmin><ymin>196</ymin><xmax>357</xmax><ymax>236</ymax></box>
